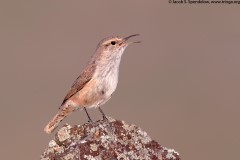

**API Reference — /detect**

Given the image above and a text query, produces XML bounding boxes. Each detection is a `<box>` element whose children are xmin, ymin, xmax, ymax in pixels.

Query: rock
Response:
<box><xmin>41</xmin><ymin>117</ymin><xmax>181</xmax><ymax>160</ymax></box>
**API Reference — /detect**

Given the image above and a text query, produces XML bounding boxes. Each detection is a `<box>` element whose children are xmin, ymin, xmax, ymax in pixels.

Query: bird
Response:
<box><xmin>44</xmin><ymin>34</ymin><xmax>140</xmax><ymax>134</ymax></box>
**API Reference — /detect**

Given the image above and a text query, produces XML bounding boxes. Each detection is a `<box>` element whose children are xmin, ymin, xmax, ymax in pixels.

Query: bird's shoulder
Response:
<box><xmin>61</xmin><ymin>62</ymin><xmax>96</xmax><ymax>106</ymax></box>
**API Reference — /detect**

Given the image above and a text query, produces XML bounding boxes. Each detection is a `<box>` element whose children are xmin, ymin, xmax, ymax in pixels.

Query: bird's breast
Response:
<box><xmin>97</xmin><ymin>67</ymin><xmax>119</xmax><ymax>97</ymax></box>
<box><xmin>68</xmin><ymin>64</ymin><xmax>120</xmax><ymax>108</ymax></box>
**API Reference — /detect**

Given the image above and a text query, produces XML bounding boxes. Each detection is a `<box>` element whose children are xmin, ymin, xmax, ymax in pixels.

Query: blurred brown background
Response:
<box><xmin>0</xmin><ymin>1</ymin><xmax>239</xmax><ymax>159</ymax></box>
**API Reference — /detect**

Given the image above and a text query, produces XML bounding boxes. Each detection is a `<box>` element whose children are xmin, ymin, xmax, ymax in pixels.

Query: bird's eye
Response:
<box><xmin>111</xmin><ymin>41</ymin><xmax>116</xmax><ymax>45</ymax></box>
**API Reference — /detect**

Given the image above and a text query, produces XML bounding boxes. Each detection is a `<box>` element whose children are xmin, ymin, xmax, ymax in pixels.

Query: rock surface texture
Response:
<box><xmin>41</xmin><ymin>117</ymin><xmax>181</xmax><ymax>160</ymax></box>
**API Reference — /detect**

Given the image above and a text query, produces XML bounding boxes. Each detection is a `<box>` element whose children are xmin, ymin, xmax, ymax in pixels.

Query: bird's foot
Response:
<box><xmin>102</xmin><ymin>115</ymin><xmax>109</xmax><ymax>121</ymax></box>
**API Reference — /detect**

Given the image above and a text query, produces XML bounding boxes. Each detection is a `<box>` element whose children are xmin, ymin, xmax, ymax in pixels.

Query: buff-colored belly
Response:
<box><xmin>66</xmin><ymin>67</ymin><xmax>119</xmax><ymax>108</ymax></box>
<box><xmin>67</xmin><ymin>79</ymin><xmax>106</xmax><ymax>108</ymax></box>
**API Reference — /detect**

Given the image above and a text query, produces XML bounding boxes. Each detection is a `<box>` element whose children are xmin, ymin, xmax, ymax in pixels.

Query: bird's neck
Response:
<box><xmin>93</xmin><ymin>48</ymin><xmax>124</xmax><ymax>78</ymax></box>
<box><xmin>95</xmin><ymin>55</ymin><xmax>122</xmax><ymax>79</ymax></box>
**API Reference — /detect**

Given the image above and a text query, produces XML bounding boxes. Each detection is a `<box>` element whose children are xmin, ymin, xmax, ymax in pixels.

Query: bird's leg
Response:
<box><xmin>98</xmin><ymin>107</ymin><xmax>114</xmax><ymax>134</ymax></box>
<box><xmin>98</xmin><ymin>107</ymin><xmax>108</xmax><ymax>121</ymax></box>
<box><xmin>84</xmin><ymin>107</ymin><xmax>93</xmax><ymax>123</ymax></box>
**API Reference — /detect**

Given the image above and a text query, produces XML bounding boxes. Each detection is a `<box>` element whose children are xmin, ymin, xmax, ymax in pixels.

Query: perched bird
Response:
<box><xmin>44</xmin><ymin>34</ymin><xmax>140</xmax><ymax>134</ymax></box>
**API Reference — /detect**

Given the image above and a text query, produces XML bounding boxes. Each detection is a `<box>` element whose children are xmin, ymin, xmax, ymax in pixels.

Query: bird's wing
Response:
<box><xmin>61</xmin><ymin>63</ymin><xmax>96</xmax><ymax>106</ymax></box>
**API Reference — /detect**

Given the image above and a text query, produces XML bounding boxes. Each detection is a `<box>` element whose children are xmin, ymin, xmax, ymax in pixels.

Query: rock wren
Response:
<box><xmin>44</xmin><ymin>34</ymin><xmax>140</xmax><ymax>134</ymax></box>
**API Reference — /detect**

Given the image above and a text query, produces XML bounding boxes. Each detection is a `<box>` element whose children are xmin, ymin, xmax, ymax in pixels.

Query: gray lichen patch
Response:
<box><xmin>41</xmin><ymin>117</ymin><xmax>181</xmax><ymax>160</ymax></box>
<box><xmin>90</xmin><ymin>143</ymin><xmax>98</xmax><ymax>152</ymax></box>
<box><xmin>57</xmin><ymin>125</ymin><xmax>71</xmax><ymax>142</ymax></box>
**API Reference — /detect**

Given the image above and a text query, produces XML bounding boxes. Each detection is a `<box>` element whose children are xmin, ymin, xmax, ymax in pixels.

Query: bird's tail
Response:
<box><xmin>44</xmin><ymin>106</ymin><xmax>77</xmax><ymax>134</ymax></box>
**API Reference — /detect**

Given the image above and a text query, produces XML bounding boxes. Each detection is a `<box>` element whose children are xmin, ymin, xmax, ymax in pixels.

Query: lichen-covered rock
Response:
<box><xmin>41</xmin><ymin>117</ymin><xmax>180</xmax><ymax>160</ymax></box>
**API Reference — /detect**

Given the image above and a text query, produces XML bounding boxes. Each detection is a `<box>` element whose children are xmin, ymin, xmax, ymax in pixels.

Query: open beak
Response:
<box><xmin>120</xmin><ymin>34</ymin><xmax>141</xmax><ymax>46</ymax></box>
